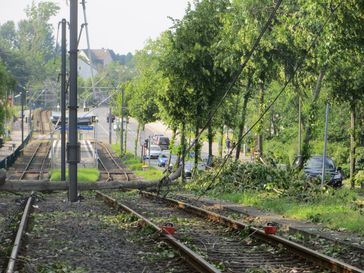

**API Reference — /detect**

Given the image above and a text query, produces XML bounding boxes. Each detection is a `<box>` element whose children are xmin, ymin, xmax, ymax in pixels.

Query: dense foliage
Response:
<box><xmin>0</xmin><ymin>1</ymin><xmax>60</xmax><ymax>135</ymax></box>
<box><xmin>117</xmin><ymin>0</ymin><xmax>364</xmax><ymax>187</ymax></box>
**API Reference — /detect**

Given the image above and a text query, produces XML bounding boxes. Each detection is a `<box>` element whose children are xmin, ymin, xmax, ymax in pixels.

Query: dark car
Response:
<box><xmin>303</xmin><ymin>156</ymin><xmax>343</xmax><ymax>188</ymax></box>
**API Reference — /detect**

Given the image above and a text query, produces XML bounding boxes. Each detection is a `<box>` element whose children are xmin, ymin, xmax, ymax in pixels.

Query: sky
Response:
<box><xmin>0</xmin><ymin>0</ymin><xmax>191</xmax><ymax>54</ymax></box>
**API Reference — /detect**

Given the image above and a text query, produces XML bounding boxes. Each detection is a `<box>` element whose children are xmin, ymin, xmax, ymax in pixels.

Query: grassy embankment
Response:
<box><xmin>111</xmin><ymin>144</ymin><xmax>163</xmax><ymax>180</ymax></box>
<box><xmin>205</xmin><ymin>188</ymin><xmax>364</xmax><ymax>235</ymax></box>
<box><xmin>186</xmin><ymin>160</ymin><xmax>364</xmax><ymax>235</ymax></box>
<box><xmin>50</xmin><ymin>168</ymin><xmax>100</xmax><ymax>182</ymax></box>
<box><xmin>222</xmin><ymin>190</ymin><xmax>363</xmax><ymax>235</ymax></box>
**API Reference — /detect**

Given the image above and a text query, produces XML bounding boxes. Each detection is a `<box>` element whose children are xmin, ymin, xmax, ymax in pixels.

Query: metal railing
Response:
<box><xmin>0</xmin><ymin>131</ymin><xmax>32</xmax><ymax>169</ymax></box>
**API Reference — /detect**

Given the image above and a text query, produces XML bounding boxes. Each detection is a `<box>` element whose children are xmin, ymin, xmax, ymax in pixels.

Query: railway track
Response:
<box><xmin>32</xmin><ymin>109</ymin><xmax>51</xmax><ymax>134</ymax></box>
<box><xmin>4</xmin><ymin>193</ymin><xmax>34</xmax><ymax>273</ymax></box>
<box><xmin>9</xmin><ymin>192</ymin><xmax>196</xmax><ymax>273</ymax></box>
<box><xmin>8</xmin><ymin>141</ymin><xmax>51</xmax><ymax>181</ymax></box>
<box><xmin>170</xmin><ymin>193</ymin><xmax>364</xmax><ymax>269</ymax></box>
<box><xmin>97</xmin><ymin>190</ymin><xmax>364</xmax><ymax>273</ymax></box>
<box><xmin>40</xmin><ymin>109</ymin><xmax>52</xmax><ymax>133</ymax></box>
<box><xmin>96</xmin><ymin>142</ymin><xmax>133</xmax><ymax>182</ymax></box>
<box><xmin>0</xmin><ymin>193</ymin><xmax>28</xmax><ymax>272</ymax></box>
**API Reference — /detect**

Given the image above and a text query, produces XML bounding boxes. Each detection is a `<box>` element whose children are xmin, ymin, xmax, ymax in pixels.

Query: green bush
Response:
<box><xmin>356</xmin><ymin>146</ymin><xmax>364</xmax><ymax>170</ymax></box>
<box><xmin>354</xmin><ymin>170</ymin><xmax>364</xmax><ymax>186</ymax></box>
<box><xmin>188</xmin><ymin>160</ymin><xmax>290</xmax><ymax>194</ymax></box>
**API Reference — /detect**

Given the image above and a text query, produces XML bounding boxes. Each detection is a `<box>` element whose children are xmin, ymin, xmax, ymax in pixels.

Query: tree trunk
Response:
<box><xmin>350</xmin><ymin>106</ymin><xmax>356</xmax><ymax>188</ymax></box>
<box><xmin>235</xmin><ymin>81</ymin><xmax>252</xmax><ymax>160</ymax></box>
<box><xmin>194</xmin><ymin>123</ymin><xmax>199</xmax><ymax>170</ymax></box>
<box><xmin>124</xmin><ymin>117</ymin><xmax>128</xmax><ymax>153</ymax></box>
<box><xmin>207</xmin><ymin>120</ymin><xmax>213</xmax><ymax>158</ymax></box>
<box><xmin>300</xmin><ymin>68</ymin><xmax>326</xmax><ymax>168</ymax></box>
<box><xmin>167</xmin><ymin>128</ymin><xmax>176</xmax><ymax>168</ymax></box>
<box><xmin>257</xmin><ymin>80</ymin><xmax>264</xmax><ymax>158</ymax></box>
<box><xmin>181</xmin><ymin>123</ymin><xmax>186</xmax><ymax>182</ymax></box>
<box><xmin>218</xmin><ymin>125</ymin><xmax>223</xmax><ymax>158</ymax></box>
<box><xmin>134</xmin><ymin>122</ymin><xmax>140</xmax><ymax>157</ymax></box>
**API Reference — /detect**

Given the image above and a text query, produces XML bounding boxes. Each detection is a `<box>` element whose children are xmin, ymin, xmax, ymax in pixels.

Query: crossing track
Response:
<box><xmin>96</xmin><ymin>142</ymin><xmax>133</xmax><ymax>182</ymax></box>
<box><xmin>96</xmin><ymin>190</ymin><xmax>364</xmax><ymax>273</ymax></box>
<box><xmin>7</xmin><ymin>141</ymin><xmax>51</xmax><ymax>181</ymax></box>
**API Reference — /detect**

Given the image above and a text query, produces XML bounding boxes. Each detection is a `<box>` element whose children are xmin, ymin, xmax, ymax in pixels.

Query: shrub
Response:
<box><xmin>354</xmin><ymin>170</ymin><xmax>364</xmax><ymax>186</ymax></box>
<box><xmin>188</xmin><ymin>160</ymin><xmax>290</xmax><ymax>194</ymax></box>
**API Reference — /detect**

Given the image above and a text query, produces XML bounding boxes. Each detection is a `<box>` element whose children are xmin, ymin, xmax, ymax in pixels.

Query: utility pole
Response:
<box><xmin>68</xmin><ymin>0</ymin><xmax>79</xmax><ymax>202</ymax></box>
<box><xmin>81</xmin><ymin>0</ymin><xmax>96</xmax><ymax>99</ymax></box>
<box><xmin>321</xmin><ymin>101</ymin><xmax>330</xmax><ymax>187</ymax></box>
<box><xmin>61</xmin><ymin>19</ymin><xmax>67</xmax><ymax>181</ymax></box>
<box><xmin>21</xmin><ymin>90</ymin><xmax>25</xmax><ymax>143</ymax></box>
<box><xmin>108</xmin><ymin>107</ymin><xmax>112</xmax><ymax>144</ymax></box>
<box><xmin>120</xmin><ymin>88</ymin><xmax>124</xmax><ymax>155</ymax></box>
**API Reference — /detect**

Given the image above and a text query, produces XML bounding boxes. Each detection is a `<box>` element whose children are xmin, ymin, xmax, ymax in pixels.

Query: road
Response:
<box><xmin>75</xmin><ymin>106</ymin><xmax>249</xmax><ymax>169</ymax></box>
<box><xmin>87</xmin><ymin>107</ymin><xmax>210</xmax><ymax>169</ymax></box>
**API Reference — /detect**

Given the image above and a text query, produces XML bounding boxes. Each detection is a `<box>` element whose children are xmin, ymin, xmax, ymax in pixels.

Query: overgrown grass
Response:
<box><xmin>110</xmin><ymin>144</ymin><xmax>163</xmax><ymax>181</ymax></box>
<box><xmin>218</xmin><ymin>189</ymin><xmax>364</xmax><ymax>235</ymax></box>
<box><xmin>50</xmin><ymin>168</ymin><xmax>100</xmax><ymax>182</ymax></box>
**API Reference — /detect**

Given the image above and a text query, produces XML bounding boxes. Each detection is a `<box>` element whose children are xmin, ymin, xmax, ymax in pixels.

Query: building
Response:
<box><xmin>78</xmin><ymin>48</ymin><xmax>117</xmax><ymax>79</ymax></box>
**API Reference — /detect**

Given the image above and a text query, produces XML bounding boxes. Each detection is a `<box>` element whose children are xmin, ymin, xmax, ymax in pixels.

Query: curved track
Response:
<box><xmin>96</xmin><ymin>142</ymin><xmax>133</xmax><ymax>182</ymax></box>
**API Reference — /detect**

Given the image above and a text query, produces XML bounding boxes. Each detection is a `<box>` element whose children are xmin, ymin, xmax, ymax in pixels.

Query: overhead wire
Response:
<box><xmin>159</xmin><ymin>0</ymin><xmax>283</xmax><ymax>195</ymax></box>
<box><xmin>183</xmin><ymin>0</ymin><xmax>283</xmax><ymax>157</ymax></box>
<box><xmin>198</xmin><ymin>2</ymin><xmax>343</xmax><ymax>198</ymax></box>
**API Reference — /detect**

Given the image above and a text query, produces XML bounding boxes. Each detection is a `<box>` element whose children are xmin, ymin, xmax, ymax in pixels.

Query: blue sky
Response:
<box><xmin>0</xmin><ymin>0</ymin><xmax>191</xmax><ymax>54</ymax></box>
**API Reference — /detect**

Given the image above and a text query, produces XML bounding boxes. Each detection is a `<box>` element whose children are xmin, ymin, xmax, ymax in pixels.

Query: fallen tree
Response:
<box><xmin>0</xmin><ymin>167</ymin><xmax>183</xmax><ymax>192</ymax></box>
<box><xmin>0</xmin><ymin>180</ymin><xmax>160</xmax><ymax>192</ymax></box>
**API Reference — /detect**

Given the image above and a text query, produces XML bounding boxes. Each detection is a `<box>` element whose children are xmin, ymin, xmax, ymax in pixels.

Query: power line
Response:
<box><xmin>158</xmin><ymin>0</ymin><xmax>284</xmax><ymax>194</ymax></box>
<box><xmin>183</xmin><ymin>0</ymin><xmax>283</xmax><ymax>158</ymax></box>
<box><xmin>199</xmin><ymin>2</ymin><xmax>343</xmax><ymax>198</ymax></box>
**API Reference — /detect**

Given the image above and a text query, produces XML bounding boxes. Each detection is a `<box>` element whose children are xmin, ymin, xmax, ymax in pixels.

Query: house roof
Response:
<box><xmin>80</xmin><ymin>48</ymin><xmax>116</xmax><ymax>66</ymax></box>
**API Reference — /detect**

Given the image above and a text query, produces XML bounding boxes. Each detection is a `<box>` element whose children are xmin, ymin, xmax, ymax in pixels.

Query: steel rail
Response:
<box><xmin>98</xmin><ymin>142</ymin><xmax>129</xmax><ymax>181</ymax></box>
<box><xmin>140</xmin><ymin>191</ymin><xmax>364</xmax><ymax>273</ymax></box>
<box><xmin>6</xmin><ymin>193</ymin><xmax>34</xmax><ymax>273</ymax></box>
<box><xmin>38</xmin><ymin>142</ymin><xmax>51</xmax><ymax>180</ymax></box>
<box><xmin>40</xmin><ymin>110</ymin><xmax>45</xmax><ymax>134</ymax></box>
<box><xmin>97</xmin><ymin>156</ymin><xmax>112</xmax><ymax>182</ymax></box>
<box><xmin>18</xmin><ymin>142</ymin><xmax>43</xmax><ymax>181</ymax></box>
<box><xmin>42</xmin><ymin>110</ymin><xmax>51</xmax><ymax>133</ymax></box>
<box><xmin>95</xmin><ymin>191</ymin><xmax>221</xmax><ymax>273</ymax></box>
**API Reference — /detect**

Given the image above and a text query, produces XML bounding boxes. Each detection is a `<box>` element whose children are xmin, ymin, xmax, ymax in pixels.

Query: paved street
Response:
<box><xmin>50</xmin><ymin>106</ymin><xmax>249</xmax><ymax>170</ymax></box>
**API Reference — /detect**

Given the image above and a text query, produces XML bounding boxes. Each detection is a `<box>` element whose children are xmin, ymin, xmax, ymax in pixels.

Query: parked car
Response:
<box><xmin>154</xmin><ymin>136</ymin><xmax>170</xmax><ymax>150</ymax></box>
<box><xmin>144</xmin><ymin>144</ymin><xmax>162</xmax><ymax>159</ymax></box>
<box><xmin>157</xmin><ymin>154</ymin><xmax>168</xmax><ymax>167</ymax></box>
<box><xmin>303</xmin><ymin>155</ymin><xmax>343</xmax><ymax>188</ymax></box>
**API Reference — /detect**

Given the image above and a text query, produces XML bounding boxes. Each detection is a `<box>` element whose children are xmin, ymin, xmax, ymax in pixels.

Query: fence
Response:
<box><xmin>0</xmin><ymin>131</ymin><xmax>32</xmax><ymax>169</ymax></box>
